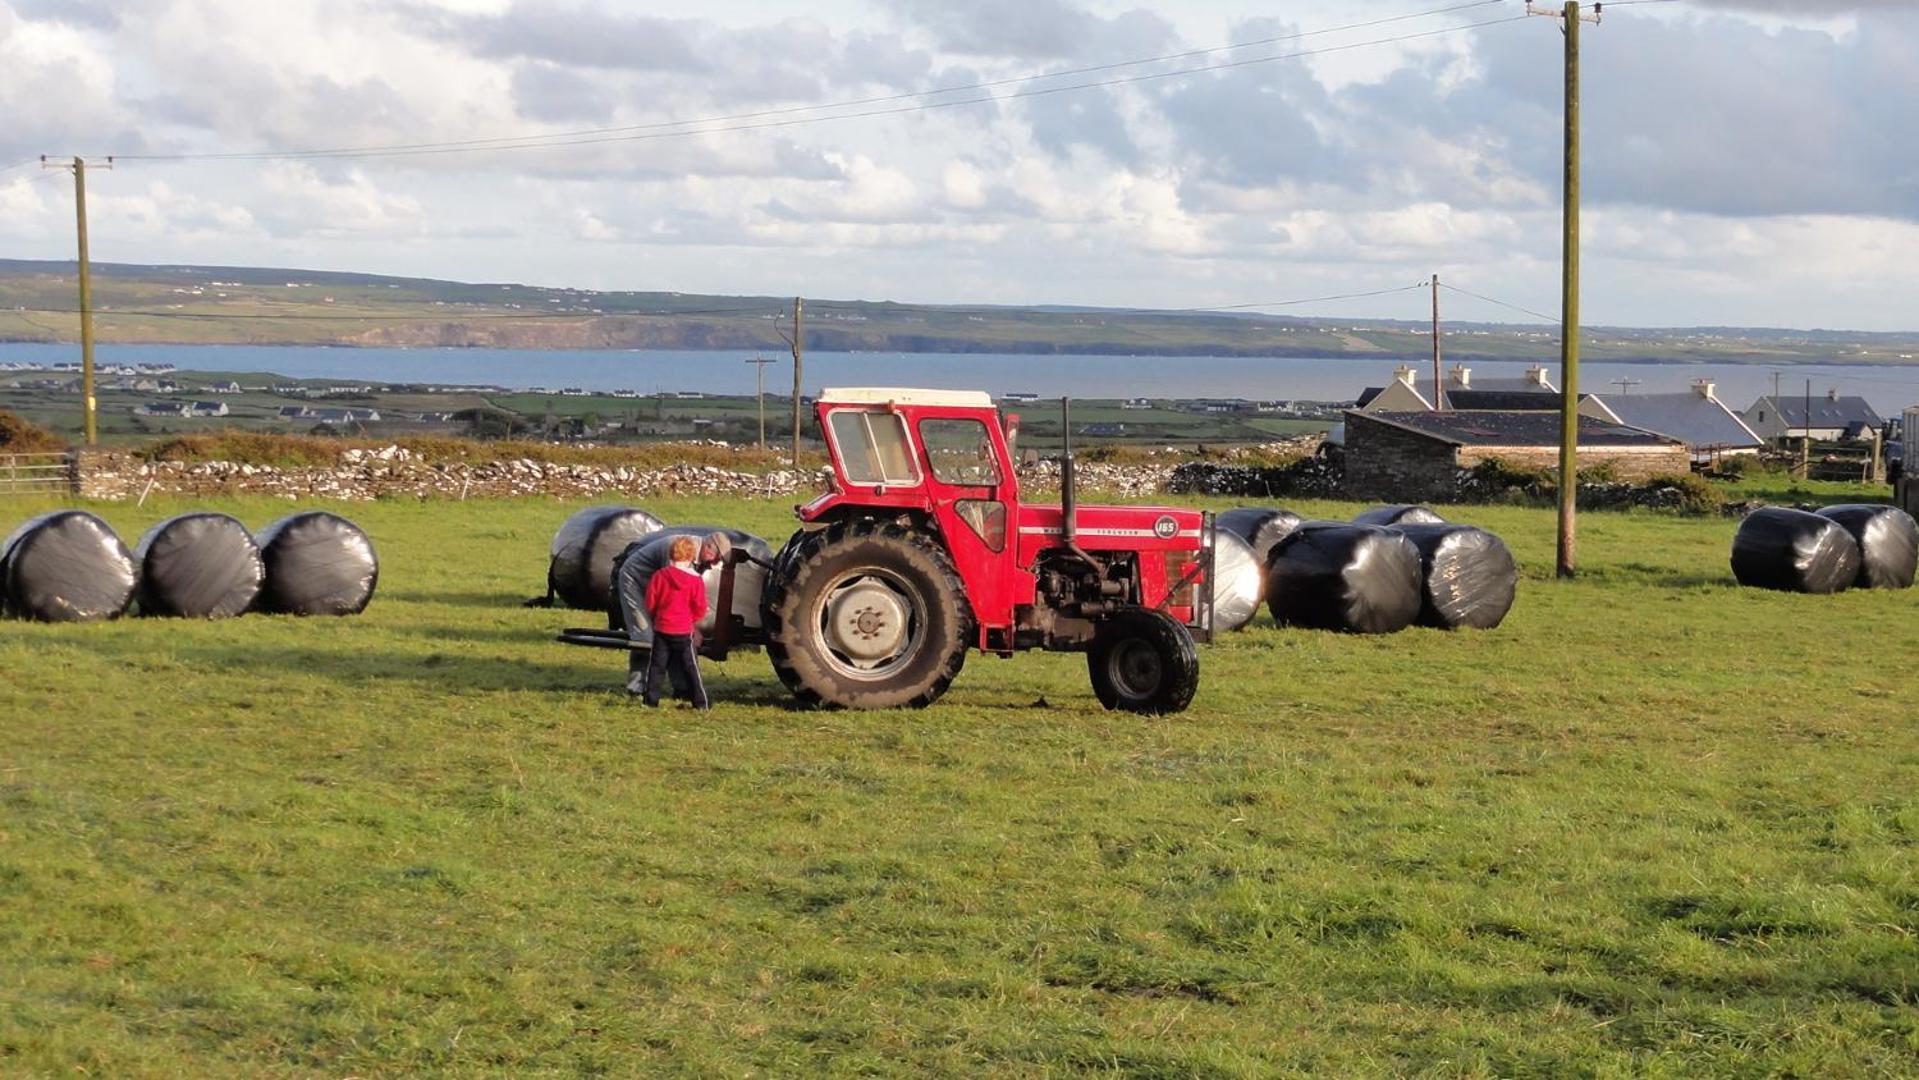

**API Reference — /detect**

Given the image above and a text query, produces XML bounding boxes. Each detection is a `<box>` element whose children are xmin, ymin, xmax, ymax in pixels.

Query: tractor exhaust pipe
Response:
<box><xmin>1061</xmin><ymin>395</ymin><xmax>1077</xmax><ymax>545</ymax></box>
<box><xmin>1059</xmin><ymin>396</ymin><xmax>1101</xmax><ymax>572</ymax></box>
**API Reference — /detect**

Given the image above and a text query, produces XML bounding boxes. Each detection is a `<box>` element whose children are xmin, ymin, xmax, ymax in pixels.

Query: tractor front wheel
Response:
<box><xmin>1087</xmin><ymin>607</ymin><xmax>1200</xmax><ymax>715</ymax></box>
<box><xmin>762</xmin><ymin>519</ymin><xmax>973</xmax><ymax>709</ymax></box>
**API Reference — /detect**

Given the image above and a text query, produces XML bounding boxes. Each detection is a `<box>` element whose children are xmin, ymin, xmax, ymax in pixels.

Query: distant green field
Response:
<box><xmin>1</xmin><ymin>491</ymin><xmax>1914</xmax><ymax>1075</ymax></box>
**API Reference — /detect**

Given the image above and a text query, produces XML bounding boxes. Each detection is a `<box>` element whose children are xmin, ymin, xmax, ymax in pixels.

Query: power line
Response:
<box><xmin>1438</xmin><ymin>281</ymin><xmax>1559</xmax><ymax>323</ymax></box>
<box><xmin>108</xmin><ymin>11</ymin><xmax>1530</xmax><ymax>163</ymax></box>
<box><xmin>113</xmin><ymin>1</ymin><xmax>1503</xmax><ymax>163</ymax></box>
<box><xmin>798</xmin><ymin>283</ymin><xmax>1428</xmax><ymax>320</ymax></box>
<box><xmin>6</xmin><ymin>305</ymin><xmax>784</xmax><ymax>321</ymax></box>
<box><xmin>1175</xmin><ymin>284</ymin><xmax>1429</xmax><ymax>313</ymax></box>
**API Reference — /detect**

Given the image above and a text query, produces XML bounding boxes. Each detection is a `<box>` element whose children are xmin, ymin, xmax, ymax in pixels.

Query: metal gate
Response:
<box><xmin>0</xmin><ymin>452</ymin><xmax>76</xmax><ymax>495</ymax></box>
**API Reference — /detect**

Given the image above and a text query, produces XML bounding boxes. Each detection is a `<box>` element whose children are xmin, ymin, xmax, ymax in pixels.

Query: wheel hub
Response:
<box><xmin>1109</xmin><ymin>639</ymin><xmax>1164</xmax><ymax>697</ymax></box>
<box><xmin>825</xmin><ymin>579</ymin><xmax>910</xmax><ymax>666</ymax></box>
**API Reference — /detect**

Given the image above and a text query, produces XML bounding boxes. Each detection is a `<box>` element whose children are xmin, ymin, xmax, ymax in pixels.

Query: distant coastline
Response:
<box><xmin>4</xmin><ymin>257</ymin><xmax>1917</xmax><ymax>368</ymax></box>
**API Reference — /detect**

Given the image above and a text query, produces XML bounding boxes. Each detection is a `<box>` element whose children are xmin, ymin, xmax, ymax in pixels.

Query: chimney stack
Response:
<box><xmin>1692</xmin><ymin>378</ymin><xmax>1715</xmax><ymax>400</ymax></box>
<box><xmin>1827</xmin><ymin>388</ymin><xmax>1839</xmax><ymax>402</ymax></box>
<box><xmin>1393</xmin><ymin>364</ymin><xmax>1415</xmax><ymax>387</ymax></box>
<box><xmin>1527</xmin><ymin>364</ymin><xmax>1549</xmax><ymax>388</ymax></box>
<box><xmin>1448</xmin><ymin>363</ymin><xmax>1470</xmax><ymax>388</ymax></box>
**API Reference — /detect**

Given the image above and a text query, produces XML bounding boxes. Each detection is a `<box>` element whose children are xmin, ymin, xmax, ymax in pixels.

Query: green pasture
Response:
<box><xmin>0</xmin><ymin>491</ymin><xmax>1914</xmax><ymax>1075</ymax></box>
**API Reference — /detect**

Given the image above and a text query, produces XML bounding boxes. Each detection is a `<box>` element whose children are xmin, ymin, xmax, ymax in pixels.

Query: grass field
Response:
<box><xmin>1</xmin><ymin>491</ymin><xmax>1915</xmax><ymax>1075</ymax></box>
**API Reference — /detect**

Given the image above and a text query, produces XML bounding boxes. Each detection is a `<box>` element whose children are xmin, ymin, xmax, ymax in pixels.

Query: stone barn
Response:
<box><xmin>1344</xmin><ymin>410</ymin><xmax>1691</xmax><ymax>502</ymax></box>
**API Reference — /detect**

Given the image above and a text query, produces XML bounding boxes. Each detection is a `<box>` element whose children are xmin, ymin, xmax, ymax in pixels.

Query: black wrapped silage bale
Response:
<box><xmin>1352</xmin><ymin>505</ymin><xmax>1446</xmax><ymax>527</ymax></box>
<box><xmin>548</xmin><ymin>506</ymin><xmax>666</xmax><ymax>611</ymax></box>
<box><xmin>0</xmin><ymin>511</ymin><xmax>137</xmax><ymax>622</ymax></box>
<box><xmin>1216</xmin><ymin>507</ymin><xmax>1305</xmax><ymax>565</ymax></box>
<box><xmin>1265</xmin><ymin>523</ymin><xmax>1422</xmax><ymax>634</ymax></box>
<box><xmin>1730</xmin><ymin>507</ymin><xmax>1861</xmax><ymax>594</ymax></box>
<box><xmin>611</xmin><ymin>526</ymin><xmax>775</xmax><ymax>645</ymax></box>
<box><xmin>1211</xmin><ymin>529</ymin><xmax>1264</xmax><ymax>633</ymax></box>
<box><xmin>1390</xmin><ymin>524</ymin><xmax>1519</xmax><ymax>630</ymax></box>
<box><xmin>256</xmin><ymin>512</ymin><xmax>379</xmax><ymax>615</ymax></box>
<box><xmin>134</xmin><ymin>512</ymin><xmax>264</xmax><ymax>618</ymax></box>
<box><xmin>1815</xmin><ymin>504</ymin><xmax>1917</xmax><ymax>590</ymax></box>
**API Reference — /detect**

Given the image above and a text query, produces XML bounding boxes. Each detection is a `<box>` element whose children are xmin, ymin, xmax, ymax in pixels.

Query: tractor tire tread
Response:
<box><xmin>762</xmin><ymin>517</ymin><xmax>973</xmax><ymax>709</ymax></box>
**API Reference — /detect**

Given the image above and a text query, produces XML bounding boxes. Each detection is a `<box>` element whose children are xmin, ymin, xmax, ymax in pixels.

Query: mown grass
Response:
<box><xmin>0</xmin><ymin>492</ymin><xmax>1914</xmax><ymax>1076</ymax></box>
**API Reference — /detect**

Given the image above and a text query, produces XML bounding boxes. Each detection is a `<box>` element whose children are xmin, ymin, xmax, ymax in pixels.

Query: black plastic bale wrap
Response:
<box><xmin>134</xmin><ymin>512</ymin><xmax>264</xmax><ymax>618</ymax></box>
<box><xmin>0</xmin><ymin>511</ymin><xmax>137</xmax><ymax>622</ymax></box>
<box><xmin>611</xmin><ymin>526</ymin><xmax>775</xmax><ymax>646</ymax></box>
<box><xmin>548</xmin><ymin>506</ymin><xmax>666</xmax><ymax>610</ymax></box>
<box><xmin>1265</xmin><ymin>523</ymin><xmax>1423</xmax><ymax>634</ymax></box>
<box><xmin>256</xmin><ymin>512</ymin><xmax>379</xmax><ymax>615</ymax></box>
<box><xmin>1730</xmin><ymin>507</ymin><xmax>1861</xmax><ymax>594</ymax></box>
<box><xmin>1816</xmin><ymin>504</ymin><xmax>1918</xmax><ymax>590</ymax></box>
<box><xmin>1352</xmin><ymin>505</ymin><xmax>1447</xmax><ymax>527</ymax></box>
<box><xmin>1390</xmin><ymin>524</ymin><xmax>1519</xmax><ymax>630</ymax></box>
<box><xmin>1215</xmin><ymin>507</ymin><xmax>1306</xmax><ymax>565</ymax></box>
<box><xmin>1211</xmin><ymin>529</ymin><xmax>1264</xmax><ymax>633</ymax></box>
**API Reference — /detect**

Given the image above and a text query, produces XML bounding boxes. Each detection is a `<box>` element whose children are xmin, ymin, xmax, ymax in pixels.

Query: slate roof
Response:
<box><xmin>1446</xmin><ymin>390</ymin><xmax>1571</xmax><ymax>411</ymax></box>
<box><xmin>1607</xmin><ymin>392</ymin><xmax>1762</xmax><ymax>450</ymax></box>
<box><xmin>1357</xmin><ymin>410</ymin><xmax>1683</xmax><ymax>448</ymax></box>
<box><xmin>1454</xmin><ymin>376</ymin><xmax>1556</xmax><ymax>393</ymax></box>
<box><xmin>1747</xmin><ymin>395</ymin><xmax>1883</xmax><ymax>430</ymax></box>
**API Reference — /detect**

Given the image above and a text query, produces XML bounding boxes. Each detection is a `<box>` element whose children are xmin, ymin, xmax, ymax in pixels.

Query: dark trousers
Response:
<box><xmin>637</xmin><ymin>632</ymin><xmax>708</xmax><ymax>708</ymax></box>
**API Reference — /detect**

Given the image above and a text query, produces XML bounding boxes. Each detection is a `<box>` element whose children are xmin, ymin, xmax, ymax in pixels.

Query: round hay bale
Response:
<box><xmin>1352</xmin><ymin>505</ymin><xmax>1446</xmax><ymax>527</ymax></box>
<box><xmin>1815</xmin><ymin>504</ymin><xmax>1917</xmax><ymax>590</ymax></box>
<box><xmin>0</xmin><ymin>511</ymin><xmax>136</xmax><ymax>622</ymax></box>
<box><xmin>1215</xmin><ymin>507</ymin><xmax>1305</xmax><ymax>565</ymax></box>
<box><xmin>1211</xmin><ymin>529</ymin><xmax>1264</xmax><ymax>633</ymax></box>
<box><xmin>548</xmin><ymin>506</ymin><xmax>666</xmax><ymax>611</ymax></box>
<box><xmin>611</xmin><ymin>526</ymin><xmax>776</xmax><ymax>645</ymax></box>
<box><xmin>1730</xmin><ymin>507</ymin><xmax>1860</xmax><ymax>594</ymax></box>
<box><xmin>1390</xmin><ymin>524</ymin><xmax>1519</xmax><ymax>630</ymax></box>
<box><xmin>1266</xmin><ymin>523</ymin><xmax>1422</xmax><ymax>634</ymax></box>
<box><xmin>256</xmin><ymin>512</ymin><xmax>379</xmax><ymax>615</ymax></box>
<box><xmin>133</xmin><ymin>512</ymin><xmax>263</xmax><ymax>618</ymax></box>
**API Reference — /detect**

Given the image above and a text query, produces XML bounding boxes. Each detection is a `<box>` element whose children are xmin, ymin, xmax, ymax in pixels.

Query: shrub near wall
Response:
<box><xmin>1458</xmin><ymin>458</ymin><xmax>1724</xmax><ymax>514</ymax></box>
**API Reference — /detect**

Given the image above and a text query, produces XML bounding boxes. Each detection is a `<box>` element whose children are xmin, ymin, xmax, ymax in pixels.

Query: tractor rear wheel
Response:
<box><xmin>1087</xmin><ymin>607</ymin><xmax>1199</xmax><ymax>715</ymax></box>
<box><xmin>762</xmin><ymin>519</ymin><xmax>973</xmax><ymax>709</ymax></box>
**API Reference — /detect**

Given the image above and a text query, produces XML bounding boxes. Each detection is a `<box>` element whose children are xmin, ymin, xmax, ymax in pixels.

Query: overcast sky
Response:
<box><xmin>1</xmin><ymin>0</ymin><xmax>1913</xmax><ymax>330</ymax></box>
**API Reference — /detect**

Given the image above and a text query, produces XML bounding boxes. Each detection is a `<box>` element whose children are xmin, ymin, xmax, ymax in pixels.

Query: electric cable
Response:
<box><xmin>109</xmin><ymin>10</ymin><xmax>1529</xmax><ymax>162</ymax></box>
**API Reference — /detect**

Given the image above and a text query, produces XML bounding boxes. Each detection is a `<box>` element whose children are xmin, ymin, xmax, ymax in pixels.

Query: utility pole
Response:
<box><xmin>787</xmin><ymin>298</ymin><xmax>805</xmax><ymax>466</ymax></box>
<box><xmin>45</xmin><ymin>155</ymin><xmax>111</xmax><ymax>445</ymax></box>
<box><xmin>1530</xmin><ymin>1</ymin><xmax>1599</xmax><ymax>578</ymax></box>
<box><xmin>745</xmin><ymin>355</ymin><xmax>775</xmax><ymax>450</ymax></box>
<box><xmin>1430</xmin><ymin>273</ymin><xmax>1443</xmax><ymax>411</ymax></box>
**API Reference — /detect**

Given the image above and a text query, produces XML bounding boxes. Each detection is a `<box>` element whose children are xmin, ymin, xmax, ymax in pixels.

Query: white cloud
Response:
<box><xmin>0</xmin><ymin>0</ymin><xmax>1911</xmax><ymax>330</ymax></box>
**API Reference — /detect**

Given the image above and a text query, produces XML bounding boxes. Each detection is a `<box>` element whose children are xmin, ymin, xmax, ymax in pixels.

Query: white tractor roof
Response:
<box><xmin>818</xmin><ymin>387</ymin><xmax>995</xmax><ymax>408</ymax></box>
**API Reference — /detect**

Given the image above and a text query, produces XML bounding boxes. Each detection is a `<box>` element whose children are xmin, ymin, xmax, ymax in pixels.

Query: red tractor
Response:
<box><xmin>567</xmin><ymin>388</ymin><xmax>1216</xmax><ymax>713</ymax></box>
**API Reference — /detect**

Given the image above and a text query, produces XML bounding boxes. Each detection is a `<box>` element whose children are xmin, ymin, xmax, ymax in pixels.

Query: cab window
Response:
<box><xmin>919</xmin><ymin>418</ymin><xmax>1001</xmax><ymax>485</ymax></box>
<box><xmin>828</xmin><ymin>410</ymin><xmax>919</xmax><ymax>486</ymax></box>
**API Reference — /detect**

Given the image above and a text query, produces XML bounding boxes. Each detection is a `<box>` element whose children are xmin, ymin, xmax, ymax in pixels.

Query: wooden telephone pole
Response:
<box><xmin>1430</xmin><ymin>274</ymin><xmax>1443</xmax><ymax>411</ymax></box>
<box><xmin>44</xmin><ymin>155</ymin><xmax>111</xmax><ymax>446</ymax></box>
<box><xmin>1530</xmin><ymin>1</ymin><xmax>1599</xmax><ymax>578</ymax></box>
<box><xmin>787</xmin><ymin>299</ymin><xmax>805</xmax><ymax>466</ymax></box>
<box><xmin>744</xmin><ymin>355</ymin><xmax>775</xmax><ymax>449</ymax></box>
